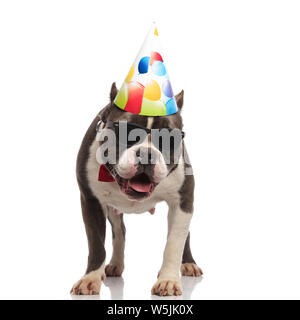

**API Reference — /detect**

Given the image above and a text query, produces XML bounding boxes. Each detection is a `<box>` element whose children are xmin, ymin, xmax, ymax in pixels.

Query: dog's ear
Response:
<box><xmin>98</xmin><ymin>82</ymin><xmax>118</xmax><ymax>122</ymax></box>
<box><xmin>175</xmin><ymin>90</ymin><xmax>184</xmax><ymax>111</ymax></box>
<box><xmin>110</xmin><ymin>82</ymin><xmax>118</xmax><ymax>103</ymax></box>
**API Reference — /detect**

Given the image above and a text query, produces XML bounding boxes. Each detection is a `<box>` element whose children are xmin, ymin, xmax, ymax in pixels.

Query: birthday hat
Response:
<box><xmin>114</xmin><ymin>23</ymin><xmax>178</xmax><ymax>116</ymax></box>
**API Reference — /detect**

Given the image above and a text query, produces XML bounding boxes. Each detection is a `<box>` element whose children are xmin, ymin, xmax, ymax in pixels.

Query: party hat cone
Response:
<box><xmin>114</xmin><ymin>23</ymin><xmax>178</xmax><ymax>116</ymax></box>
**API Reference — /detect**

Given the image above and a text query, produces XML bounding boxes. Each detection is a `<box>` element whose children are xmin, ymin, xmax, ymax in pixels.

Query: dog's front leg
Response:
<box><xmin>71</xmin><ymin>194</ymin><xmax>106</xmax><ymax>295</ymax></box>
<box><xmin>151</xmin><ymin>204</ymin><xmax>192</xmax><ymax>296</ymax></box>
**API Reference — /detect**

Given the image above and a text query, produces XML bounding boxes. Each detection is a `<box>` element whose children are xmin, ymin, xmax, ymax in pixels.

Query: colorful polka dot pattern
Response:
<box><xmin>113</xmin><ymin>24</ymin><xmax>178</xmax><ymax>116</ymax></box>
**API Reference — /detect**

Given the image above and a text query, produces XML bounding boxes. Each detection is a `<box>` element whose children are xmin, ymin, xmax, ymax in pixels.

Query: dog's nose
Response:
<box><xmin>136</xmin><ymin>147</ymin><xmax>158</xmax><ymax>165</ymax></box>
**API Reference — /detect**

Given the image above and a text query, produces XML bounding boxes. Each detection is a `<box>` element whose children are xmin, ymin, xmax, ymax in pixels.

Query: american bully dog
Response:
<box><xmin>71</xmin><ymin>83</ymin><xmax>202</xmax><ymax>296</ymax></box>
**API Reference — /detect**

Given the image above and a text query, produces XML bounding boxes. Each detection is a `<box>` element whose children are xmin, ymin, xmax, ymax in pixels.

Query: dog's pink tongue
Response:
<box><xmin>129</xmin><ymin>181</ymin><xmax>152</xmax><ymax>193</ymax></box>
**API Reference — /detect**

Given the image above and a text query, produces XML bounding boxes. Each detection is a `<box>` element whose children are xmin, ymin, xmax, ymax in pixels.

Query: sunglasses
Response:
<box><xmin>96</xmin><ymin>120</ymin><xmax>185</xmax><ymax>152</ymax></box>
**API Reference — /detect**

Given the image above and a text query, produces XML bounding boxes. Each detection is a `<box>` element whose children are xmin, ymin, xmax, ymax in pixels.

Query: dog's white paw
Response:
<box><xmin>151</xmin><ymin>278</ymin><xmax>182</xmax><ymax>296</ymax></box>
<box><xmin>105</xmin><ymin>264</ymin><xmax>124</xmax><ymax>277</ymax></box>
<box><xmin>181</xmin><ymin>263</ymin><xmax>203</xmax><ymax>277</ymax></box>
<box><xmin>70</xmin><ymin>269</ymin><xmax>105</xmax><ymax>295</ymax></box>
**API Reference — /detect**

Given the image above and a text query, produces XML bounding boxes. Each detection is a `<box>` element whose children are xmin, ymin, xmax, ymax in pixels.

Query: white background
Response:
<box><xmin>0</xmin><ymin>0</ymin><xmax>299</xmax><ymax>300</ymax></box>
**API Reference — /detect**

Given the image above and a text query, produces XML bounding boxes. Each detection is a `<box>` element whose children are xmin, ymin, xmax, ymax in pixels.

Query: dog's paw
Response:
<box><xmin>70</xmin><ymin>269</ymin><xmax>105</xmax><ymax>295</ymax></box>
<box><xmin>151</xmin><ymin>279</ymin><xmax>182</xmax><ymax>296</ymax></box>
<box><xmin>105</xmin><ymin>264</ymin><xmax>124</xmax><ymax>277</ymax></box>
<box><xmin>181</xmin><ymin>263</ymin><xmax>203</xmax><ymax>277</ymax></box>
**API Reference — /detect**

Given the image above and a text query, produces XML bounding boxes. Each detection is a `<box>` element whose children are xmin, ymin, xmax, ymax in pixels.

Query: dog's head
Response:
<box><xmin>97</xmin><ymin>82</ymin><xmax>185</xmax><ymax>201</ymax></box>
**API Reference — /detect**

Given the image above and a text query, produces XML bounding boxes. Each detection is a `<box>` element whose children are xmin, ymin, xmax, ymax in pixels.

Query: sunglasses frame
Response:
<box><xmin>97</xmin><ymin>120</ymin><xmax>185</xmax><ymax>139</ymax></box>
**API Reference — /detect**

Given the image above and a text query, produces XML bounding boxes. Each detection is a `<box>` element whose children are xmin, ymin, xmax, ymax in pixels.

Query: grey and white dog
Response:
<box><xmin>71</xmin><ymin>83</ymin><xmax>202</xmax><ymax>296</ymax></box>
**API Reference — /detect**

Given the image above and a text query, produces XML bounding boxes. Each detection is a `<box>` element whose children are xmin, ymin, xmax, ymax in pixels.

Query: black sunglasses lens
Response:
<box><xmin>154</xmin><ymin>130</ymin><xmax>182</xmax><ymax>152</ymax></box>
<box><xmin>126</xmin><ymin>123</ymin><xmax>139</xmax><ymax>132</ymax></box>
<box><xmin>111</xmin><ymin>123</ymin><xmax>183</xmax><ymax>150</ymax></box>
<box><xmin>114</xmin><ymin>123</ymin><xmax>147</xmax><ymax>147</ymax></box>
<box><xmin>127</xmin><ymin>134</ymin><xmax>143</xmax><ymax>147</ymax></box>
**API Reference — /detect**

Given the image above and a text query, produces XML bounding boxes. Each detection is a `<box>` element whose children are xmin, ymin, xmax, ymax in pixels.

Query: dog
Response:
<box><xmin>71</xmin><ymin>83</ymin><xmax>202</xmax><ymax>296</ymax></box>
